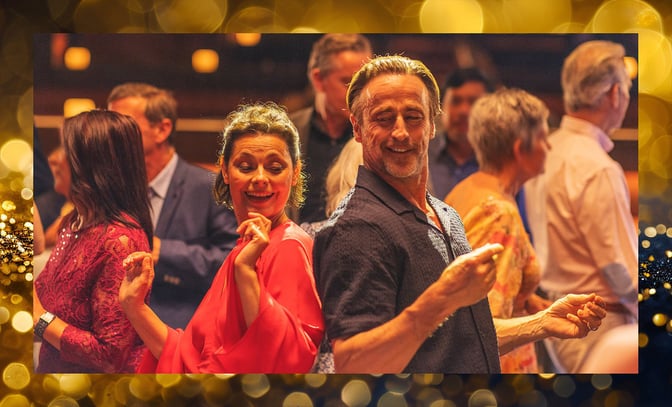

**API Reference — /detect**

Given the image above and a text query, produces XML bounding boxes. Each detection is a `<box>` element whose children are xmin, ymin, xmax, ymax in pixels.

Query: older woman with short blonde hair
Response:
<box><xmin>445</xmin><ymin>88</ymin><xmax>551</xmax><ymax>373</ymax></box>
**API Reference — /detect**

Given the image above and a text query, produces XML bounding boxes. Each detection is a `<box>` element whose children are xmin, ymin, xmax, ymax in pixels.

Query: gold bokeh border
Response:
<box><xmin>2</xmin><ymin>0</ymin><xmax>671</xmax><ymax>405</ymax></box>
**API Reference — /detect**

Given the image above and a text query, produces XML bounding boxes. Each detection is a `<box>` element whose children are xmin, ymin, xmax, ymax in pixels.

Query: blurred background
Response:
<box><xmin>33</xmin><ymin>33</ymin><xmax>637</xmax><ymax>176</ymax></box>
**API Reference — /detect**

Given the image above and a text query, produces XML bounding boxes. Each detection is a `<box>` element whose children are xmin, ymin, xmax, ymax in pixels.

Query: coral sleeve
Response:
<box><xmin>136</xmin><ymin>226</ymin><xmax>324</xmax><ymax>373</ymax></box>
<box><xmin>205</xmin><ymin>237</ymin><xmax>323</xmax><ymax>373</ymax></box>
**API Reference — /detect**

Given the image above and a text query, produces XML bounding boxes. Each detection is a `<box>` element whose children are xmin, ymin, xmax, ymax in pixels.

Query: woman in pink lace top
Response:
<box><xmin>34</xmin><ymin>110</ymin><xmax>153</xmax><ymax>373</ymax></box>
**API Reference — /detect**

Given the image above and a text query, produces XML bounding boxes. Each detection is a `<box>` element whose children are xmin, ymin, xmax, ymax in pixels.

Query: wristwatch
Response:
<box><xmin>34</xmin><ymin>311</ymin><xmax>55</xmax><ymax>339</ymax></box>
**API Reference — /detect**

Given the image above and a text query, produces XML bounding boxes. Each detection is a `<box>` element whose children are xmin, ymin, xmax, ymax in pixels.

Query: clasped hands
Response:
<box><xmin>437</xmin><ymin>243</ymin><xmax>607</xmax><ymax>337</ymax></box>
<box><xmin>540</xmin><ymin>293</ymin><xmax>607</xmax><ymax>338</ymax></box>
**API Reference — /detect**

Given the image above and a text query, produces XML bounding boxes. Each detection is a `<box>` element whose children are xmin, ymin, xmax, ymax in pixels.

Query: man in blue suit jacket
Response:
<box><xmin>108</xmin><ymin>82</ymin><xmax>238</xmax><ymax>329</ymax></box>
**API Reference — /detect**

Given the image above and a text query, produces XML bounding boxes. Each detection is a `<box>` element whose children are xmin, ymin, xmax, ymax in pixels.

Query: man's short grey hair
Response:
<box><xmin>307</xmin><ymin>34</ymin><xmax>372</xmax><ymax>80</ymax></box>
<box><xmin>561</xmin><ymin>40</ymin><xmax>630</xmax><ymax>112</ymax></box>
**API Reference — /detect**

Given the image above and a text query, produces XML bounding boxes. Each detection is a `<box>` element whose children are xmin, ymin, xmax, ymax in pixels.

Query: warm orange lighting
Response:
<box><xmin>234</xmin><ymin>33</ymin><xmax>261</xmax><ymax>47</ymax></box>
<box><xmin>63</xmin><ymin>98</ymin><xmax>95</xmax><ymax>118</ymax></box>
<box><xmin>624</xmin><ymin>56</ymin><xmax>638</xmax><ymax>79</ymax></box>
<box><xmin>192</xmin><ymin>49</ymin><xmax>219</xmax><ymax>73</ymax></box>
<box><xmin>64</xmin><ymin>47</ymin><xmax>91</xmax><ymax>70</ymax></box>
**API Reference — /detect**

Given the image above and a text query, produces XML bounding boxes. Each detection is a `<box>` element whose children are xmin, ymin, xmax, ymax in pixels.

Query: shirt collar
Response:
<box><xmin>560</xmin><ymin>115</ymin><xmax>614</xmax><ymax>153</ymax></box>
<box><xmin>149</xmin><ymin>153</ymin><xmax>178</xmax><ymax>199</ymax></box>
<box><xmin>356</xmin><ymin>166</ymin><xmax>417</xmax><ymax>216</ymax></box>
<box><xmin>356</xmin><ymin>166</ymin><xmax>451</xmax><ymax>235</ymax></box>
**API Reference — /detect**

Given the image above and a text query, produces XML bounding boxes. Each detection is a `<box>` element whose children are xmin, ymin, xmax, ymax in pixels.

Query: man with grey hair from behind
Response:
<box><xmin>525</xmin><ymin>40</ymin><xmax>638</xmax><ymax>373</ymax></box>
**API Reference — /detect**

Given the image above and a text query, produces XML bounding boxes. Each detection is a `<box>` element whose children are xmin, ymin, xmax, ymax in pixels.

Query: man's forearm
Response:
<box><xmin>334</xmin><ymin>282</ymin><xmax>460</xmax><ymax>373</ymax></box>
<box><xmin>494</xmin><ymin>313</ymin><xmax>548</xmax><ymax>356</ymax></box>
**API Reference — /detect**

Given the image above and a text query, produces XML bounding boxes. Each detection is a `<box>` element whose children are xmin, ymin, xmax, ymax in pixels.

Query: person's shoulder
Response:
<box><xmin>267</xmin><ymin>221</ymin><xmax>313</xmax><ymax>257</ymax></box>
<box><xmin>106</xmin><ymin>214</ymin><xmax>145</xmax><ymax>234</ymax></box>
<box><xmin>316</xmin><ymin>192</ymin><xmax>394</xmax><ymax>245</ymax></box>
<box><xmin>171</xmin><ymin>159</ymin><xmax>219</xmax><ymax>192</ymax></box>
<box><xmin>179</xmin><ymin>159</ymin><xmax>218</xmax><ymax>178</ymax></box>
<box><xmin>288</xmin><ymin>106</ymin><xmax>313</xmax><ymax>123</ymax></box>
<box><xmin>548</xmin><ymin>134</ymin><xmax>614</xmax><ymax>174</ymax></box>
<box><xmin>101</xmin><ymin>217</ymin><xmax>149</xmax><ymax>252</ymax></box>
<box><xmin>280</xmin><ymin>221</ymin><xmax>313</xmax><ymax>243</ymax></box>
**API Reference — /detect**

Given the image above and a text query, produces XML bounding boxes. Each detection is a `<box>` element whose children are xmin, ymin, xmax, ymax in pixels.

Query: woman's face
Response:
<box><xmin>519</xmin><ymin>122</ymin><xmax>550</xmax><ymax>181</ymax></box>
<box><xmin>222</xmin><ymin>133</ymin><xmax>298</xmax><ymax>227</ymax></box>
<box><xmin>48</xmin><ymin>147</ymin><xmax>71</xmax><ymax>198</ymax></box>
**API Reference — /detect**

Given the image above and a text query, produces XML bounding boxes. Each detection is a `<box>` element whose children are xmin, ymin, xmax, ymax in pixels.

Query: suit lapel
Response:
<box><xmin>154</xmin><ymin>158</ymin><xmax>186</xmax><ymax>236</ymax></box>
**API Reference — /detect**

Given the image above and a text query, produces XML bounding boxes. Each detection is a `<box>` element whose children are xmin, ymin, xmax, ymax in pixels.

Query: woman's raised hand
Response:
<box><xmin>119</xmin><ymin>252</ymin><xmax>154</xmax><ymax>312</ymax></box>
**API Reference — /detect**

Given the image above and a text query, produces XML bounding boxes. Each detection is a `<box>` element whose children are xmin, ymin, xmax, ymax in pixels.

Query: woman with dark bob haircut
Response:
<box><xmin>34</xmin><ymin>109</ymin><xmax>153</xmax><ymax>373</ymax></box>
<box><xmin>120</xmin><ymin>102</ymin><xmax>324</xmax><ymax>373</ymax></box>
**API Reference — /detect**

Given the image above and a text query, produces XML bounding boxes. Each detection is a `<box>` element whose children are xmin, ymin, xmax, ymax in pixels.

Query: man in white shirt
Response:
<box><xmin>525</xmin><ymin>40</ymin><xmax>637</xmax><ymax>373</ymax></box>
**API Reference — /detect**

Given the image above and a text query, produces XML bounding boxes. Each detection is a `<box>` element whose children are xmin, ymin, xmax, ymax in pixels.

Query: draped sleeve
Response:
<box><xmin>137</xmin><ymin>222</ymin><xmax>324</xmax><ymax>373</ymax></box>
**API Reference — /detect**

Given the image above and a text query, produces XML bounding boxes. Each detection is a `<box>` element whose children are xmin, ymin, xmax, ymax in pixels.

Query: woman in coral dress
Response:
<box><xmin>120</xmin><ymin>102</ymin><xmax>324</xmax><ymax>373</ymax></box>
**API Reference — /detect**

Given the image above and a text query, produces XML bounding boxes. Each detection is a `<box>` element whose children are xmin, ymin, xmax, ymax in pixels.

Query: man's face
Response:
<box><xmin>441</xmin><ymin>81</ymin><xmax>487</xmax><ymax>143</ymax></box>
<box><xmin>313</xmin><ymin>50</ymin><xmax>370</xmax><ymax>121</ymax></box>
<box><xmin>353</xmin><ymin>73</ymin><xmax>435</xmax><ymax>182</ymax></box>
<box><xmin>108</xmin><ymin>96</ymin><xmax>158</xmax><ymax>156</ymax></box>
<box><xmin>612</xmin><ymin>79</ymin><xmax>631</xmax><ymax>131</ymax></box>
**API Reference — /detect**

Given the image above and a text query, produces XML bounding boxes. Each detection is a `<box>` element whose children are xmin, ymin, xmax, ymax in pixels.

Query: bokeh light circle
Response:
<box><xmin>341</xmin><ymin>379</ymin><xmax>372</xmax><ymax>406</ymax></box>
<box><xmin>646</xmin><ymin>134</ymin><xmax>672</xmax><ymax>179</ymax></box>
<box><xmin>553</xmin><ymin>375</ymin><xmax>576</xmax><ymax>397</ymax></box>
<box><xmin>225</xmin><ymin>7</ymin><xmax>285</xmax><ymax>32</ymax></box>
<box><xmin>0</xmin><ymin>139</ymin><xmax>31</xmax><ymax>173</ymax></box>
<box><xmin>282</xmin><ymin>391</ymin><xmax>313</xmax><ymax>407</ymax></box>
<box><xmin>501</xmin><ymin>0</ymin><xmax>572</xmax><ymax>32</ymax></box>
<box><xmin>420</xmin><ymin>0</ymin><xmax>483</xmax><ymax>33</ymax></box>
<box><xmin>592</xmin><ymin>0</ymin><xmax>663</xmax><ymax>32</ymax></box>
<box><xmin>10</xmin><ymin>310</ymin><xmax>32</xmax><ymax>333</ymax></box>
<box><xmin>2</xmin><ymin>362</ymin><xmax>30</xmax><ymax>390</ymax></box>
<box><xmin>59</xmin><ymin>374</ymin><xmax>92</xmax><ymax>400</ymax></box>
<box><xmin>155</xmin><ymin>0</ymin><xmax>227</xmax><ymax>32</ymax></box>
<box><xmin>635</xmin><ymin>29</ymin><xmax>672</xmax><ymax>101</ymax></box>
<box><xmin>241</xmin><ymin>374</ymin><xmax>271</xmax><ymax>398</ymax></box>
<box><xmin>0</xmin><ymin>394</ymin><xmax>31</xmax><ymax>407</ymax></box>
<box><xmin>467</xmin><ymin>389</ymin><xmax>496</xmax><ymax>407</ymax></box>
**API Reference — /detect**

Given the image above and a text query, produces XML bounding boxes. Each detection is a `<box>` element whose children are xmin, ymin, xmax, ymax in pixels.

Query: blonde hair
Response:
<box><xmin>468</xmin><ymin>88</ymin><xmax>549</xmax><ymax>172</ymax></box>
<box><xmin>324</xmin><ymin>138</ymin><xmax>363</xmax><ymax>217</ymax></box>
<box><xmin>213</xmin><ymin>102</ymin><xmax>306</xmax><ymax>209</ymax></box>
